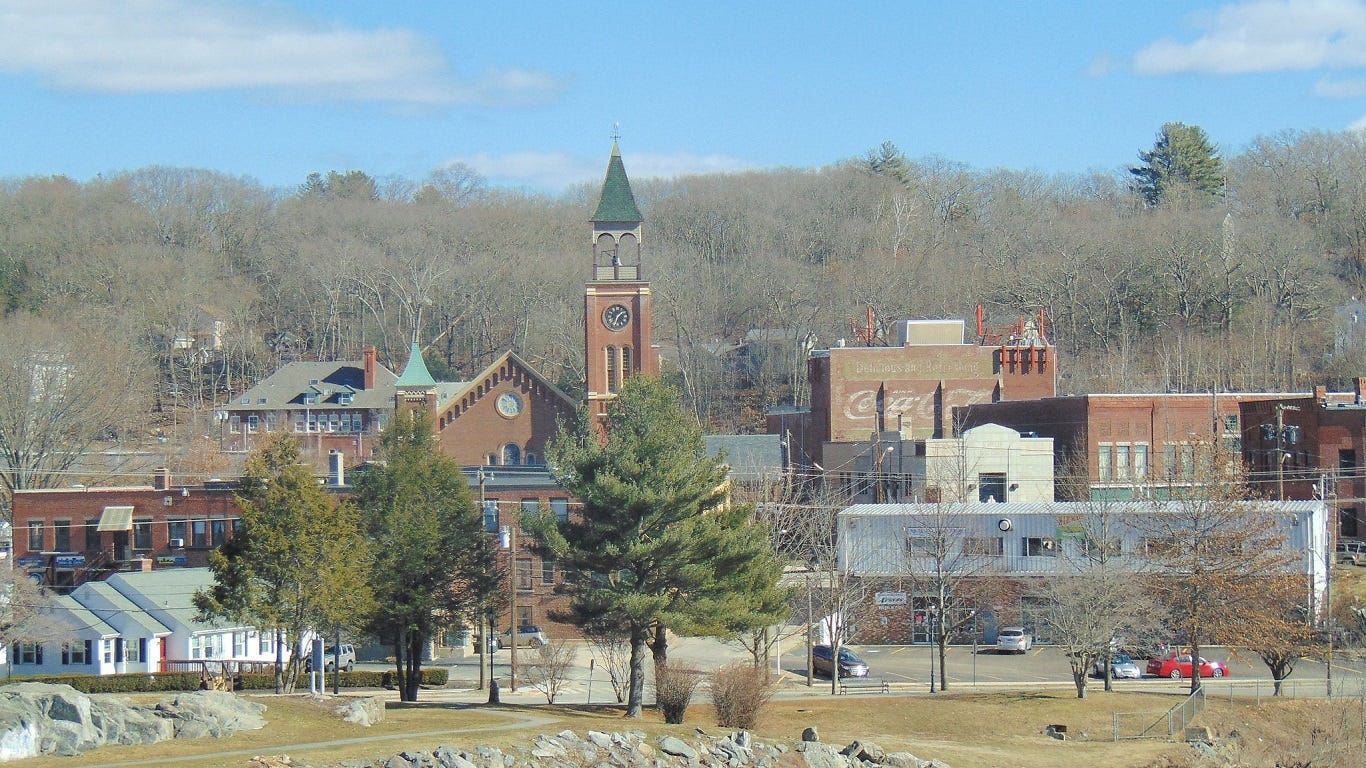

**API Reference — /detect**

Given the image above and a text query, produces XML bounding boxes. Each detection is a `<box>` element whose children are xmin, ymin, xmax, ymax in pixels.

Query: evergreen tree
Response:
<box><xmin>528</xmin><ymin>376</ymin><xmax>785</xmax><ymax>717</ymax></box>
<box><xmin>1131</xmin><ymin>122</ymin><xmax>1225</xmax><ymax>206</ymax></box>
<box><xmin>351</xmin><ymin>413</ymin><xmax>499</xmax><ymax>702</ymax></box>
<box><xmin>195</xmin><ymin>433</ymin><xmax>373</xmax><ymax>693</ymax></box>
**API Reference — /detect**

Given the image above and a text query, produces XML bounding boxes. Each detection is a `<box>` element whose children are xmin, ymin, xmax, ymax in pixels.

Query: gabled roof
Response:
<box><xmin>395</xmin><ymin>342</ymin><xmax>437</xmax><ymax>388</ymax></box>
<box><xmin>591</xmin><ymin>140</ymin><xmax>643</xmax><ymax>224</ymax></box>
<box><xmin>436</xmin><ymin>349</ymin><xmax>577</xmax><ymax>416</ymax></box>
<box><xmin>102</xmin><ymin>568</ymin><xmax>244</xmax><ymax>632</ymax></box>
<box><xmin>50</xmin><ymin>594</ymin><xmax>119</xmax><ymax>637</ymax></box>
<box><xmin>225</xmin><ymin>359</ymin><xmax>397</xmax><ymax>411</ymax></box>
<box><xmin>71</xmin><ymin>581</ymin><xmax>173</xmax><ymax>637</ymax></box>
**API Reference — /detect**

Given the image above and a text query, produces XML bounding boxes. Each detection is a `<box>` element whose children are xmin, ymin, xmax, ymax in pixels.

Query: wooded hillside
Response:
<box><xmin>2</xmin><ymin>129</ymin><xmax>1364</xmax><ymax>437</ymax></box>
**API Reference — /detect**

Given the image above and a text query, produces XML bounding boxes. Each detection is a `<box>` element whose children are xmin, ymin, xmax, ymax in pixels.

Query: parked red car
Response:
<box><xmin>1146</xmin><ymin>652</ymin><xmax>1229</xmax><ymax>679</ymax></box>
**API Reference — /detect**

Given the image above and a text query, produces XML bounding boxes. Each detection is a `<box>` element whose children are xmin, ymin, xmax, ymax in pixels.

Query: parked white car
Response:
<box><xmin>500</xmin><ymin>625</ymin><xmax>548</xmax><ymax>648</ymax></box>
<box><xmin>996</xmin><ymin>627</ymin><xmax>1032</xmax><ymax>654</ymax></box>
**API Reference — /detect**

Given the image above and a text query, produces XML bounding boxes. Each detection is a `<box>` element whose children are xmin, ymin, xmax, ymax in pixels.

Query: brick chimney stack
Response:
<box><xmin>1356</xmin><ymin>377</ymin><xmax>1366</xmax><ymax>404</ymax></box>
<box><xmin>364</xmin><ymin>346</ymin><xmax>377</xmax><ymax>390</ymax></box>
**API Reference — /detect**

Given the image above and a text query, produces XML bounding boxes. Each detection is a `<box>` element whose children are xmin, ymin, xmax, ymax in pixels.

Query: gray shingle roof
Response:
<box><xmin>226</xmin><ymin>359</ymin><xmax>397</xmax><ymax>412</ymax></box>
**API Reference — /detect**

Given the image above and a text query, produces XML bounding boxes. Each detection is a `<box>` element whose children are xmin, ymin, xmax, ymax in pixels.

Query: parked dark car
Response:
<box><xmin>812</xmin><ymin>644</ymin><xmax>869</xmax><ymax>678</ymax></box>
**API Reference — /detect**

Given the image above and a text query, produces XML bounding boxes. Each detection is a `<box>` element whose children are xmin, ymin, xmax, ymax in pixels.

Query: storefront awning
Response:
<box><xmin>96</xmin><ymin>505</ymin><xmax>134</xmax><ymax>532</ymax></box>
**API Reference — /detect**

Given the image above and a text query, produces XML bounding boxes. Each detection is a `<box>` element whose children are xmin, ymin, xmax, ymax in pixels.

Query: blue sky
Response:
<box><xmin>4</xmin><ymin>1</ymin><xmax>1366</xmax><ymax>193</ymax></box>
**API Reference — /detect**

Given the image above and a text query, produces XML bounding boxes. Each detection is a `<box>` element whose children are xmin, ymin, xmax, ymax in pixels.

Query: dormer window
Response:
<box><xmin>338</xmin><ymin>393</ymin><xmax>354</xmax><ymax>406</ymax></box>
<box><xmin>303</xmin><ymin>393</ymin><xmax>319</xmax><ymax>405</ymax></box>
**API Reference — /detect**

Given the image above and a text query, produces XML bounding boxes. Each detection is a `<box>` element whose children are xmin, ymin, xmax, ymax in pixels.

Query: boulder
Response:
<box><xmin>801</xmin><ymin>726</ymin><xmax>820</xmax><ymax>742</ymax></box>
<box><xmin>155</xmin><ymin>690</ymin><xmax>267</xmax><ymax>739</ymax></box>
<box><xmin>801</xmin><ymin>742</ymin><xmax>851</xmax><ymax>768</ymax></box>
<box><xmin>335</xmin><ymin>697</ymin><xmax>385</xmax><ymax>727</ymax></box>
<box><xmin>89</xmin><ymin>696</ymin><xmax>174</xmax><ymax>745</ymax></box>
<box><xmin>657</xmin><ymin>735</ymin><xmax>697</xmax><ymax>760</ymax></box>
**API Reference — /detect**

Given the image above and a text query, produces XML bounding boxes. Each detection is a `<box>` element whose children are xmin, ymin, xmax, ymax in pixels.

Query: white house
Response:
<box><xmin>68</xmin><ymin>581</ymin><xmax>172</xmax><ymax>674</ymax></box>
<box><xmin>9</xmin><ymin>568</ymin><xmax>286</xmax><ymax>677</ymax></box>
<box><xmin>100</xmin><ymin>569</ymin><xmax>284</xmax><ymax>666</ymax></box>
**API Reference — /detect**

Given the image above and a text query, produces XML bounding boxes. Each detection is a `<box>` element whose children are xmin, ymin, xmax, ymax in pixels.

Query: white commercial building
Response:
<box><xmin>837</xmin><ymin>500</ymin><xmax>1329</xmax><ymax>642</ymax></box>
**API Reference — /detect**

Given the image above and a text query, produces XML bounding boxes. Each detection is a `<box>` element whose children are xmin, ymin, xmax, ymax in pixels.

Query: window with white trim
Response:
<box><xmin>16</xmin><ymin>643</ymin><xmax>41</xmax><ymax>665</ymax></box>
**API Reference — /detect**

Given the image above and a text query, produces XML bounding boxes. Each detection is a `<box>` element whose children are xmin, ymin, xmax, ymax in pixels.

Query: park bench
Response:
<box><xmin>838</xmin><ymin>676</ymin><xmax>890</xmax><ymax>694</ymax></box>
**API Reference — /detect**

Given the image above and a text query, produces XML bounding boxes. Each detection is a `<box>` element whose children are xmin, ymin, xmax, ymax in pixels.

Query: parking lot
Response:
<box><xmin>413</xmin><ymin>636</ymin><xmax>1366</xmax><ymax>703</ymax></box>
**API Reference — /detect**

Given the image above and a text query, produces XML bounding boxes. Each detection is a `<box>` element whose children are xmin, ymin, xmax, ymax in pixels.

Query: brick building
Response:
<box><xmin>770</xmin><ymin>313</ymin><xmax>1056</xmax><ymax>499</ymax></box>
<box><xmin>958</xmin><ymin>392</ymin><xmax>1286</xmax><ymax>501</ymax></box>
<box><xmin>11</xmin><ymin>468</ymin><xmax>247</xmax><ymax>592</ymax></box>
<box><xmin>219</xmin><ymin>345</ymin><xmax>396</xmax><ymax>469</ymax></box>
<box><xmin>1240</xmin><ymin>380</ymin><xmax>1366</xmax><ymax>537</ymax></box>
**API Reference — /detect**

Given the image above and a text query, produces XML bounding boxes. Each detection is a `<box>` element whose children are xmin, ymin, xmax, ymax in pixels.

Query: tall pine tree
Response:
<box><xmin>351</xmin><ymin>413</ymin><xmax>500</xmax><ymax>702</ymax></box>
<box><xmin>1131</xmin><ymin>122</ymin><xmax>1225</xmax><ymax>206</ymax></box>
<box><xmin>528</xmin><ymin>376</ymin><xmax>786</xmax><ymax>717</ymax></box>
<box><xmin>195</xmin><ymin>433</ymin><xmax>373</xmax><ymax>693</ymax></box>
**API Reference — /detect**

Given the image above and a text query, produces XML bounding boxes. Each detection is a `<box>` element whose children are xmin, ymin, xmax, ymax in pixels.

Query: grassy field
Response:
<box><xmin>12</xmin><ymin>686</ymin><xmax>1360</xmax><ymax>768</ymax></box>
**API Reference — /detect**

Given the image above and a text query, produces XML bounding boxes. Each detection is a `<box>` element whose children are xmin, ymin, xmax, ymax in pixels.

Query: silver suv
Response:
<box><xmin>306</xmin><ymin>643</ymin><xmax>356</xmax><ymax>672</ymax></box>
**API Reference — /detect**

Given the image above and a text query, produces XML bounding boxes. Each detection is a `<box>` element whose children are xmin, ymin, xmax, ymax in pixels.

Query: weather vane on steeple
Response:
<box><xmin>611</xmin><ymin>122</ymin><xmax>620</xmax><ymax>142</ymax></box>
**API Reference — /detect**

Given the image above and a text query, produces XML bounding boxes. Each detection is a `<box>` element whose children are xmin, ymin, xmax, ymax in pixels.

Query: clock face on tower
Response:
<box><xmin>602</xmin><ymin>304</ymin><xmax>631</xmax><ymax>332</ymax></box>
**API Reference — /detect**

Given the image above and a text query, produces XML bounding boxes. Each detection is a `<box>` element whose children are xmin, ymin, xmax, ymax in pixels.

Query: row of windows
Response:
<box><xmin>1097</xmin><ymin>439</ymin><xmax>1242</xmax><ymax>484</ymax></box>
<box><xmin>13</xmin><ymin>638</ymin><xmax>146</xmax><ymax>666</ymax></box>
<box><xmin>189</xmin><ymin>630</ymin><xmax>272</xmax><ymax>659</ymax></box>
<box><xmin>227</xmin><ymin>412</ymin><xmax>368</xmax><ymax>434</ymax></box>
<box><xmin>907</xmin><ymin>532</ymin><xmax>1120</xmax><ymax>554</ymax></box>
<box><xmin>482</xmin><ymin>498</ymin><xmax>570</xmax><ymax>532</ymax></box>
<box><xmin>26</xmin><ymin>518</ymin><xmax>238</xmax><ymax>552</ymax></box>
<box><xmin>487</xmin><ymin>444</ymin><xmax>540</xmax><ymax>466</ymax></box>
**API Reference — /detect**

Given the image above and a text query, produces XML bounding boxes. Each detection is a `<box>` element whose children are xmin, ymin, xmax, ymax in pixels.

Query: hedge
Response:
<box><xmin>2</xmin><ymin>666</ymin><xmax>448</xmax><ymax>693</ymax></box>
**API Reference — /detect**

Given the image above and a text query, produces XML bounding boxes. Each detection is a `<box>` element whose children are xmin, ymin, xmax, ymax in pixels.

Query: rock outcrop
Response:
<box><xmin>0</xmin><ymin>683</ymin><xmax>265</xmax><ymax>761</ymax></box>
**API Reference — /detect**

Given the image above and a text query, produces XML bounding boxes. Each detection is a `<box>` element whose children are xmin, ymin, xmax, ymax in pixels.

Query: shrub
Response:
<box><xmin>710</xmin><ymin>663</ymin><xmax>775</xmax><ymax>730</ymax></box>
<box><xmin>654</xmin><ymin>664</ymin><xmax>704</xmax><ymax>725</ymax></box>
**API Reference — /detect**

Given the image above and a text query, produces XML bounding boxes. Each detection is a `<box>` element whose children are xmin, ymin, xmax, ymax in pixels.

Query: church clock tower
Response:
<box><xmin>585</xmin><ymin>140</ymin><xmax>656</xmax><ymax>419</ymax></box>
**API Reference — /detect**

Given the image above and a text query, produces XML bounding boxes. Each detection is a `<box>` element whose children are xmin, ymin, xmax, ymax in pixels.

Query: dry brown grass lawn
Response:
<box><xmin>2</xmin><ymin>688</ymin><xmax>1278</xmax><ymax>765</ymax></box>
<box><xmin>9</xmin><ymin>688</ymin><xmax>1362</xmax><ymax>768</ymax></box>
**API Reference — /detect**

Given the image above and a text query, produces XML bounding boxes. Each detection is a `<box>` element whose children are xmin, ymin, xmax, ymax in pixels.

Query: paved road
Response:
<box><xmin>371</xmin><ymin>636</ymin><xmax>1366</xmax><ymax>704</ymax></box>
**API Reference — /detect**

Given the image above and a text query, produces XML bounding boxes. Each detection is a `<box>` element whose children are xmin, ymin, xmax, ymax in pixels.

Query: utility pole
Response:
<box><xmin>501</xmin><ymin>524</ymin><xmax>519</xmax><ymax>693</ymax></box>
<box><xmin>477</xmin><ymin>468</ymin><xmax>491</xmax><ymax>691</ymax></box>
<box><xmin>1265</xmin><ymin>403</ymin><xmax>1301</xmax><ymax>501</ymax></box>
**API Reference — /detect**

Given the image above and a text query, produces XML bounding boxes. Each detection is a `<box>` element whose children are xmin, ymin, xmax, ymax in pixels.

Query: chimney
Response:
<box><xmin>329</xmin><ymin>450</ymin><xmax>345</xmax><ymax>487</ymax></box>
<box><xmin>153</xmin><ymin>467</ymin><xmax>170</xmax><ymax>491</ymax></box>
<box><xmin>364</xmin><ymin>346</ymin><xmax>377</xmax><ymax>390</ymax></box>
<box><xmin>1356</xmin><ymin>377</ymin><xmax>1366</xmax><ymax>404</ymax></box>
<box><xmin>1314</xmin><ymin>385</ymin><xmax>1328</xmax><ymax>403</ymax></box>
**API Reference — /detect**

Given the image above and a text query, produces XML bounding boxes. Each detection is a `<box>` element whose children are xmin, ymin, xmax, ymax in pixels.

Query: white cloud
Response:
<box><xmin>461</xmin><ymin>150</ymin><xmax>755</xmax><ymax>192</ymax></box>
<box><xmin>1315</xmin><ymin>76</ymin><xmax>1366</xmax><ymax>96</ymax></box>
<box><xmin>1349</xmin><ymin>112</ymin><xmax>1366</xmax><ymax>130</ymax></box>
<box><xmin>0</xmin><ymin>0</ymin><xmax>562</xmax><ymax>106</ymax></box>
<box><xmin>1134</xmin><ymin>0</ymin><xmax>1366</xmax><ymax>75</ymax></box>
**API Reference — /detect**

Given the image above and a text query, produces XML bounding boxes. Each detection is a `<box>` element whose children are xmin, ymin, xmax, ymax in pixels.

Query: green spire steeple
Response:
<box><xmin>395</xmin><ymin>342</ymin><xmax>436</xmax><ymax>388</ymax></box>
<box><xmin>591</xmin><ymin>140</ymin><xmax>643</xmax><ymax>223</ymax></box>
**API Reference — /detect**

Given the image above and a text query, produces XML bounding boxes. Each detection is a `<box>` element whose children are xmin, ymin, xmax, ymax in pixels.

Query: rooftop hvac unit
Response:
<box><xmin>168</xmin><ymin>538</ymin><xmax>185</xmax><ymax>549</ymax></box>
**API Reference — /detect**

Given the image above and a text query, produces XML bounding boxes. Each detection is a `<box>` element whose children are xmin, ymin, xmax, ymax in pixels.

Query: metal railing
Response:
<box><xmin>1113</xmin><ymin>686</ymin><xmax>1205</xmax><ymax>740</ymax></box>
